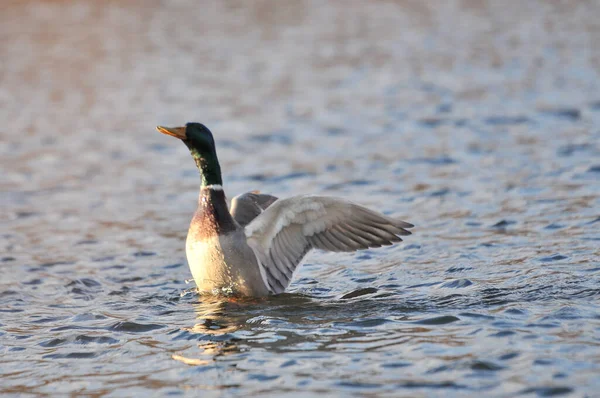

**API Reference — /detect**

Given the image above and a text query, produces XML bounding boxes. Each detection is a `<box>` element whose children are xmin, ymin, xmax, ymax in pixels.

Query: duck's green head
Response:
<box><xmin>157</xmin><ymin>123</ymin><xmax>222</xmax><ymax>187</ymax></box>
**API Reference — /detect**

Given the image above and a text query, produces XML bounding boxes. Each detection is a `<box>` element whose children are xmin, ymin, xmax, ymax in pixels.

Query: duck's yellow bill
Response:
<box><xmin>156</xmin><ymin>126</ymin><xmax>186</xmax><ymax>140</ymax></box>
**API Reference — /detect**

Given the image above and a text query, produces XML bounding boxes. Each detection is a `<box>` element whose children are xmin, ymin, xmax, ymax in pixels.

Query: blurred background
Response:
<box><xmin>1</xmin><ymin>1</ymin><xmax>599</xmax><ymax>397</ymax></box>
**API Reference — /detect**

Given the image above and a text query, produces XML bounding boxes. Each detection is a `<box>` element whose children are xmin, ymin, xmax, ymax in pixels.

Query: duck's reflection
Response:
<box><xmin>192</xmin><ymin>295</ymin><xmax>271</xmax><ymax>333</ymax></box>
<box><xmin>172</xmin><ymin>296</ymin><xmax>263</xmax><ymax>365</ymax></box>
<box><xmin>172</xmin><ymin>293</ymin><xmax>318</xmax><ymax>365</ymax></box>
<box><xmin>190</xmin><ymin>293</ymin><xmax>316</xmax><ymax>333</ymax></box>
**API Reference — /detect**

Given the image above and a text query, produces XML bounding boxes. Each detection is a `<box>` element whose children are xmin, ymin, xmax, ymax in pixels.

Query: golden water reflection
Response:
<box><xmin>172</xmin><ymin>296</ymin><xmax>263</xmax><ymax>366</ymax></box>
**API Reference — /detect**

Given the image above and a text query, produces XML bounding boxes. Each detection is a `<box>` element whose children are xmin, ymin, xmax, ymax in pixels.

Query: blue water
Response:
<box><xmin>1</xmin><ymin>1</ymin><xmax>599</xmax><ymax>396</ymax></box>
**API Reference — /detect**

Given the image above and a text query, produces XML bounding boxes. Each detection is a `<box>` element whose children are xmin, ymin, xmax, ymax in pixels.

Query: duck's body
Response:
<box><xmin>157</xmin><ymin>123</ymin><xmax>414</xmax><ymax>297</ymax></box>
<box><xmin>186</xmin><ymin>187</ymin><xmax>270</xmax><ymax>296</ymax></box>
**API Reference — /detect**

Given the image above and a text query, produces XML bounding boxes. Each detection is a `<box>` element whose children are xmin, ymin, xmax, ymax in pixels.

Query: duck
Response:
<box><xmin>157</xmin><ymin>123</ymin><xmax>414</xmax><ymax>297</ymax></box>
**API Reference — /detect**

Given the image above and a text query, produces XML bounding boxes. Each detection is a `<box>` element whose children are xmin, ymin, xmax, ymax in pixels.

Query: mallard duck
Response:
<box><xmin>157</xmin><ymin>123</ymin><xmax>414</xmax><ymax>297</ymax></box>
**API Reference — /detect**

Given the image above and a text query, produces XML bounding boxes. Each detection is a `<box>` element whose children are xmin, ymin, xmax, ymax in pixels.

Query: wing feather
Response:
<box><xmin>312</xmin><ymin>231</ymin><xmax>345</xmax><ymax>252</ymax></box>
<box><xmin>341</xmin><ymin>222</ymin><xmax>384</xmax><ymax>245</ymax></box>
<box><xmin>324</xmin><ymin>229</ymin><xmax>359</xmax><ymax>251</ymax></box>
<box><xmin>272</xmin><ymin>237</ymin><xmax>293</xmax><ymax>277</ymax></box>
<box><xmin>230</xmin><ymin>192</ymin><xmax>278</xmax><ymax>227</ymax></box>
<box><xmin>331</xmin><ymin>225</ymin><xmax>372</xmax><ymax>249</ymax></box>
<box><xmin>245</xmin><ymin>195</ymin><xmax>413</xmax><ymax>294</ymax></box>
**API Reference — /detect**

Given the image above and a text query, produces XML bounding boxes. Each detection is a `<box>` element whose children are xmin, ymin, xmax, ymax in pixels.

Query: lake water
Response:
<box><xmin>1</xmin><ymin>1</ymin><xmax>599</xmax><ymax>396</ymax></box>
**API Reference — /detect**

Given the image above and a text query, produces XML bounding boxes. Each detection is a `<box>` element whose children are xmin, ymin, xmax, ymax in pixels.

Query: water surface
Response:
<box><xmin>1</xmin><ymin>1</ymin><xmax>600</xmax><ymax>396</ymax></box>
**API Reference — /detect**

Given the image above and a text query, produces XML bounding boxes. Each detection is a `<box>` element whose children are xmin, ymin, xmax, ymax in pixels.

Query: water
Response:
<box><xmin>1</xmin><ymin>1</ymin><xmax>600</xmax><ymax>396</ymax></box>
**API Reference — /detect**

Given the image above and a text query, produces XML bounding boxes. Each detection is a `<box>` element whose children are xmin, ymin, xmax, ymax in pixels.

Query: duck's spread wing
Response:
<box><xmin>244</xmin><ymin>195</ymin><xmax>413</xmax><ymax>294</ymax></box>
<box><xmin>230</xmin><ymin>191</ymin><xmax>278</xmax><ymax>227</ymax></box>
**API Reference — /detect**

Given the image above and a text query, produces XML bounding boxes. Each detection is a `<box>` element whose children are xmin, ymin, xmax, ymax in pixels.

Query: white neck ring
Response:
<box><xmin>202</xmin><ymin>184</ymin><xmax>223</xmax><ymax>191</ymax></box>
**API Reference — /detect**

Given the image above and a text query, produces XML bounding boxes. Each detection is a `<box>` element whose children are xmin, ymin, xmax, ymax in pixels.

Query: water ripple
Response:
<box><xmin>1</xmin><ymin>1</ymin><xmax>599</xmax><ymax>396</ymax></box>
